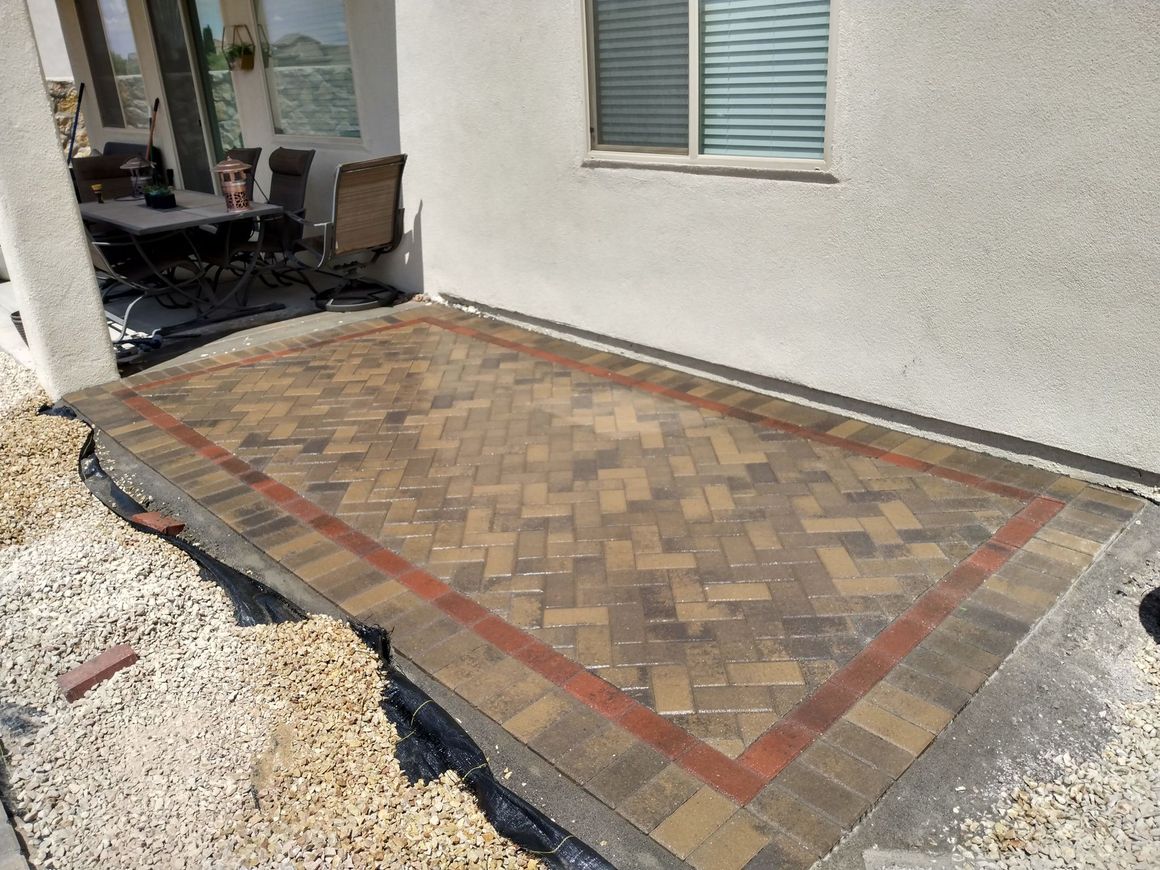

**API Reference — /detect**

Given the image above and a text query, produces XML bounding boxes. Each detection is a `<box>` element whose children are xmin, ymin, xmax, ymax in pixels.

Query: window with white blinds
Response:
<box><xmin>591</xmin><ymin>0</ymin><xmax>689</xmax><ymax>151</ymax></box>
<box><xmin>588</xmin><ymin>0</ymin><xmax>831</xmax><ymax>163</ymax></box>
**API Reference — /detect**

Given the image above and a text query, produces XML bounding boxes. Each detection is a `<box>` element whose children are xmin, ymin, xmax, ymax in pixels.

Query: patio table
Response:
<box><xmin>80</xmin><ymin>190</ymin><xmax>285</xmax><ymax>337</ymax></box>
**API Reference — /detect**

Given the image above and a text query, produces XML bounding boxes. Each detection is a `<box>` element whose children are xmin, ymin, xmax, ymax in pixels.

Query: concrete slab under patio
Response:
<box><xmin>66</xmin><ymin>304</ymin><xmax>1146</xmax><ymax>869</ymax></box>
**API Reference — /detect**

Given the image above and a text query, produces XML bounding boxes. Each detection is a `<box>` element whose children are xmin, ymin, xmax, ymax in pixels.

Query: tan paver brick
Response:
<box><xmin>650</xmin><ymin>786</ymin><xmax>738</xmax><ymax>859</ymax></box>
<box><xmin>687</xmin><ymin>809</ymin><xmax>771</xmax><ymax>870</ymax></box>
<box><xmin>725</xmin><ymin>661</ymin><xmax>804</xmax><ymax>686</ymax></box>
<box><xmin>845</xmin><ymin>700</ymin><xmax>935</xmax><ymax>755</ymax></box>
<box><xmin>618</xmin><ymin>764</ymin><xmax>702</xmax><ymax>832</ymax></box>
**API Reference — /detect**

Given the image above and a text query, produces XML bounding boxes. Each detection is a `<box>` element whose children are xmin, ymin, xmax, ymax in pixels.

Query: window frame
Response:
<box><xmin>583</xmin><ymin>0</ymin><xmax>837</xmax><ymax>173</ymax></box>
<box><xmin>77</xmin><ymin>0</ymin><xmax>150</xmax><ymax>130</ymax></box>
<box><xmin>253</xmin><ymin>0</ymin><xmax>364</xmax><ymax>144</ymax></box>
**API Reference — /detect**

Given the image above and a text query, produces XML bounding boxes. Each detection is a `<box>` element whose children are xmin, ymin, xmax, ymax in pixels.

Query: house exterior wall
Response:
<box><xmin>393</xmin><ymin>0</ymin><xmax>1160</xmax><ymax>477</ymax></box>
<box><xmin>0</xmin><ymin>0</ymin><xmax>118</xmax><ymax>397</ymax></box>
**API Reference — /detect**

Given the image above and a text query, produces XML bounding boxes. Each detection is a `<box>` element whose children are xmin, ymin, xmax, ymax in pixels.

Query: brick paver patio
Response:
<box><xmin>67</xmin><ymin>306</ymin><xmax>1145</xmax><ymax>869</ymax></box>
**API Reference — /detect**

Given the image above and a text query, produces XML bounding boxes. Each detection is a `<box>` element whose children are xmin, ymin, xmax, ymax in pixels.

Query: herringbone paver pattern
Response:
<box><xmin>140</xmin><ymin>320</ymin><xmax>1023</xmax><ymax>755</ymax></box>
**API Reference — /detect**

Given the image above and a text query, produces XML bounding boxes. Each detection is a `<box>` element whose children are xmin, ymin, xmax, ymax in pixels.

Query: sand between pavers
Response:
<box><xmin>0</xmin><ymin>352</ymin><xmax>537</xmax><ymax>869</ymax></box>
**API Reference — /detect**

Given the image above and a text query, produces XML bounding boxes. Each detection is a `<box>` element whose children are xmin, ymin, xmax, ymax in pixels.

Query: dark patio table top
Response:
<box><xmin>79</xmin><ymin>189</ymin><xmax>282</xmax><ymax>235</ymax></box>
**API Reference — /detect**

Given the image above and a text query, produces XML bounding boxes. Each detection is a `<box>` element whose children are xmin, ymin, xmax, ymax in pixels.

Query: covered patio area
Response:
<box><xmin>65</xmin><ymin>303</ymin><xmax>1144</xmax><ymax>869</ymax></box>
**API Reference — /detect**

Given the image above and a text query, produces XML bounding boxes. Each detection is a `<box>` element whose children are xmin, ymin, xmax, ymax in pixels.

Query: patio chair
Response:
<box><xmin>195</xmin><ymin>147</ymin><xmax>313</xmax><ymax>295</ymax></box>
<box><xmin>237</xmin><ymin>147</ymin><xmax>315</xmax><ymax>264</ymax></box>
<box><xmin>101</xmin><ymin>141</ymin><xmax>166</xmax><ymax>180</ymax></box>
<box><xmin>290</xmin><ymin>153</ymin><xmax>408</xmax><ymax>311</ymax></box>
<box><xmin>72</xmin><ymin>154</ymin><xmax>135</xmax><ymax>202</ymax></box>
<box><xmin>86</xmin><ymin>229</ymin><xmax>203</xmax><ymax>360</ymax></box>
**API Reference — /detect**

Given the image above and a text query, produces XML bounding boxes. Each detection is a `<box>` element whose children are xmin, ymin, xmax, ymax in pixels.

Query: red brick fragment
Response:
<box><xmin>130</xmin><ymin>511</ymin><xmax>185</xmax><ymax>536</ymax></box>
<box><xmin>58</xmin><ymin>644</ymin><xmax>139</xmax><ymax>702</ymax></box>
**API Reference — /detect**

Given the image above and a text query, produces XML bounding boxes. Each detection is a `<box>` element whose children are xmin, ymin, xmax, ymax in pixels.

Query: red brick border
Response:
<box><xmin>113</xmin><ymin>316</ymin><xmax>1064</xmax><ymax>805</ymax></box>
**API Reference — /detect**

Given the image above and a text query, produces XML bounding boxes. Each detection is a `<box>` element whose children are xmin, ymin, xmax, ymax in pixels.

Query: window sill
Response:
<box><xmin>581</xmin><ymin>156</ymin><xmax>838</xmax><ymax>184</ymax></box>
<box><xmin>271</xmin><ymin>133</ymin><xmax>367</xmax><ymax>151</ymax></box>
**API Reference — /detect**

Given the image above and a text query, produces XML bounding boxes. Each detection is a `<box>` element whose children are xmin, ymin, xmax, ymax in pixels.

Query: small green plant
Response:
<box><xmin>224</xmin><ymin>42</ymin><xmax>256</xmax><ymax>70</ymax></box>
<box><xmin>144</xmin><ymin>180</ymin><xmax>172</xmax><ymax>196</ymax></box>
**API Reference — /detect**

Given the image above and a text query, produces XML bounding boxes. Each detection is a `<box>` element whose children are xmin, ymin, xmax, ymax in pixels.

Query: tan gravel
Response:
<box><xmin>958</xmin><ymin>561</ymin><xmax>1160</xmax><ymax>869</ymax></box>
<box><xmin>0</xmin><ymin>353</ymin><xmax>537</xmax><ymax>869</ymax></box>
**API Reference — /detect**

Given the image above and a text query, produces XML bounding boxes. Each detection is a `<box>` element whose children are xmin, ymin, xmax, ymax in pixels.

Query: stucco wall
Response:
<box><xmin>0</xmin><ymin>0</ymin><xmax>118</xmax><ymax>396</ymax></box>
<box><xmin>393</xmin><ymin>0</ymin><xmax>1160</xmax><ymax>476</ymax></box>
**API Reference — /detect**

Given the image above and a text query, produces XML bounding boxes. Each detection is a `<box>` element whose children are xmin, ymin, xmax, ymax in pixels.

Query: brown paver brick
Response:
<box><xmin>618</xmin><ymin>764</ymin><xmax>703</xmax><ymax>833</ymax></box>
<box><xmin>651</xmin><ymin>785</ymin><xmax>738</xmax><ymax>858</ymax></box>
<box><xmin>862</xmin><ymin>681</ymin><xmax>953</xmax><ymax>734</ymax></box>
<box><xmin>775</xmin><ymin>757</ymin><xmax>869</xmax><ymax>828</ymax></box>
<box><xmin>586</xmin><ymin>743</ymin><xmax>670</xmax><ymax>808</ymax></box>
<box><xmin>501</xmin><ymin>691</ymin><xmax>573</xmax><ymax>743</ymax></box>
<box><xmin>748</xmin><ymin>784</ymin><xmax>843</xmax><ymax>857</ymax></box>
<box><xmin>844</xmin><ymin>700</ymin><xmax>934</xmax><ymax>756</ymax></box>
<box><xmin>687</xmin><ymin>809</ymin><xmax>771</xmax><ymax>870</ymax></box>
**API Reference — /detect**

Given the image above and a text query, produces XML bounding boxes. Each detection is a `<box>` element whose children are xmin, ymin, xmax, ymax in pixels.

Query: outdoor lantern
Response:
<box><xmin>214</xmin><ymin>157</ymin><xmax>252</xmax><ymax>212</ymax></box>
<box><xmin>119</xmin><ymin>156</ymin><xmax>153</xmax><ymax>199</ymax></box>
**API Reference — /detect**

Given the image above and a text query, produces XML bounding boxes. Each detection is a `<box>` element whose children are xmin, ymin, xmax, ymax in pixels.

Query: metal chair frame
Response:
<box><xmin>286</xmin><ymin>153</ymin><xmax>409</xmax><ymax>311</ymax></box>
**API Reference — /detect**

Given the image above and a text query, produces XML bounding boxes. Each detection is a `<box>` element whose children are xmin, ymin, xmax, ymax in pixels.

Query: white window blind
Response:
<box><xmin>588</xmin><ymin>0</ymin><xmax>831</xmax><ymax>162</ymax></box>
<box><xmin>257</xmin><ymin>0</ymin><xmax>360</xmax><ymax>139</ymax></box>
<box><xmin>700</xmin><ymin>0</ymin><xmax>830</xmax><ymax>158</ymax></box>
<box><xmin>592</xmin><ymin>0</ymin><xmax>689</xmax><ymax>150</ymax></box>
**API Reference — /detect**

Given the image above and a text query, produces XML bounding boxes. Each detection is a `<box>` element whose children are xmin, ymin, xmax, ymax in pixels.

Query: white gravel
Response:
<box><xmin>0</xmin><ymin>353</ymin><xmax>537</xmax><ymax>869</ymax></box>
<box><xmin>958</xmin><ymin>560</ymin><xmax>1160</xmax><ymax>869</ymax></box>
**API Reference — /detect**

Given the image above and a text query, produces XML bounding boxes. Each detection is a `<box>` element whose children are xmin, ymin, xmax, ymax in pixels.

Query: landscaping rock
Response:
<box><xmin>957</xmin><ymin>559</ymin><xmax>1160</xmax><ymax>869</ymax></box>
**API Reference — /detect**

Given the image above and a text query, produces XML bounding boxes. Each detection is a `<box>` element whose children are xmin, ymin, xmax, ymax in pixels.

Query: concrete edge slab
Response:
<box><xmin>822</xmin><ymin>502</ymin><xmax>1160</xmax><ymax>870</ymax></box>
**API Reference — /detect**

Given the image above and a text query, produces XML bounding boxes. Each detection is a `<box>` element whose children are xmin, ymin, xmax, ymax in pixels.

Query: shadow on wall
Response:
<box><xmin>392</xmin><ymin>200</ymin><xmax>423</xmax><ymax>294</ymax></box>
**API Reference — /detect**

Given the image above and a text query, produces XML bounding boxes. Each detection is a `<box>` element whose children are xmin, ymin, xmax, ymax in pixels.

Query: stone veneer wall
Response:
<box><xmin>48</xmin><ymin>80</ymin><xmax>89</xmax><ymax>155</ymax></box>
<box><xmin>208</xmin><ymin>69</ymin><xmax>241</xmax><ymax>151</ymax></box>
<box><xmin>267</xmin><ymin>65</ymin><xmax>359</xmax><ymax>138</ymax></box>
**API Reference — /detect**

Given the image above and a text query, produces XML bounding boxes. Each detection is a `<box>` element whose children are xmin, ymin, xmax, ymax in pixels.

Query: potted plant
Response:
<box><xmin>223</xmin><ymin>24</ymin><xmax>258</xmax><ymax>71</ymax></box>
<box><xmin>224</xmin><ymin>41</ymin><xmax>256</xmax><ymax>71</ymax></box>
<box><xmin>144</xmin><ymin>181</ymin><xmax>177</xmax><ymax>210</ymax></box>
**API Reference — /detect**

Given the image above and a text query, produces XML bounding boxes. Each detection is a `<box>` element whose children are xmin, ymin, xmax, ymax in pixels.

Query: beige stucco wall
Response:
<box><xmin>393</xmin><ymin>0</ymin><xmax>1160</xmax><ymax>477</ymax></box>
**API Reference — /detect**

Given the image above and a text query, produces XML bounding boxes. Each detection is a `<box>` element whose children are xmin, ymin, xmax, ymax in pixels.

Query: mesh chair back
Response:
<box><xmin>102</xmin><ymin>142</ymin><xmax>166</xmax><ymax>178</ymax></box>
<box><xmin>267</xmin><ymin>148</ymin><xmax>315</xmax><ymax>212</ymax></box>
<box><xmin>331</xmin><ymin>154</ymin><xmax>407</xmax><ymax>258</ymax></box>
<box><xmin>266</xmin><ymin>148</ymin><xmax>315</xmax><ymax>250</ymax></box>
<box><xmin>226</xmin><ymin>147</ymin><xmax>262</xmax><ymax>200</ymax></box>
<box><xmin>73</xmin><ymin>155</ymin><xmax>135</xmax><ymax>202</ymax></box>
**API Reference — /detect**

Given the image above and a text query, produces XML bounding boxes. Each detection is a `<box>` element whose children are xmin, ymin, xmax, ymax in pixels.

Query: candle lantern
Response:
<box><xmin>119</xmin><ymin>156</ymin><xmax>154</xmax><ymax>199</ymax></box>
<box><xmin>214</xmin><ymin>157</ymin><xmax>252</xmax><ymax>212</ymax></box>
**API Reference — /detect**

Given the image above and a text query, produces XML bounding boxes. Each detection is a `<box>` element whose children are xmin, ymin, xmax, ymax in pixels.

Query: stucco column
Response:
<box><xmin>0</xmin><ymin>0</ymin><xmax>117</xmax><ymax>398</ymax></box>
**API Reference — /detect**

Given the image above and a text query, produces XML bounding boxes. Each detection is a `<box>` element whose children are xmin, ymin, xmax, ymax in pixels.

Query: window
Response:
<box><xmin>75</xmin><ymin>0</ymin><xmax>148</xmax><ymax>128</ymax></box>
<box><xmin>255</xmin><ymin>0</ymin><xmax>360</xmax><ymax>139</ymax></box>
<box><xmin>588</xmin><ymin>0</ymin><xmax>831</xmax><ymax>163</ymax></box>
<box><xmin>190</xmin><ymin>0</ymin><xmax>242</xmax><ymax>155</ymax></box>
